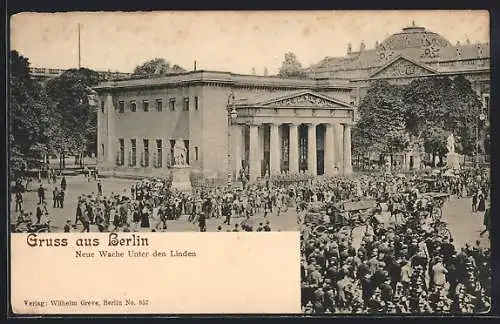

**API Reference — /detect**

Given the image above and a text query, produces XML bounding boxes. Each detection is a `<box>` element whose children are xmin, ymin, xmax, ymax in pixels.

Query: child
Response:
<box><xmin>64</xmin><ymin>220</ymin><xmax>71</xmax><ymax>232</ymax></box>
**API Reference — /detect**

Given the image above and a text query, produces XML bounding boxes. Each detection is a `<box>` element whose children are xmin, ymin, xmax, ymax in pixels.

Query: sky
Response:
<box><xmin>10</xmin><ymin>10</ymin><xmax>489</xmax><ymax>75</ymax></box>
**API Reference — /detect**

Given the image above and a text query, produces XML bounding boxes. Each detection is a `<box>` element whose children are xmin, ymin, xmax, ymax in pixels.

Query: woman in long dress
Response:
<box><xmin>477</xmin><ymin>192</ymin><xmax>486</xmax><ymax>212</ymax></box>
<box><xmin>140</xmin><ymin>206</ymin><xmax>150</xmax><ymax>228</ymax></box>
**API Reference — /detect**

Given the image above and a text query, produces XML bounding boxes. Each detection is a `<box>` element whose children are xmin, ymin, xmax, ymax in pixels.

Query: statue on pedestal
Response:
<box><xmin>446</xmin><ymin>133</ymin><xmax>455</xmax><ymax>154</ymax></box>
<box><xmin>173</xmin><ymin>139</ymin><xmax>188</xmax><ymax>166</ymax></box>
<box><xmin>446</xmin><ymin>133</ymin><xmax>460</xmax><ymax>170</ymax></box>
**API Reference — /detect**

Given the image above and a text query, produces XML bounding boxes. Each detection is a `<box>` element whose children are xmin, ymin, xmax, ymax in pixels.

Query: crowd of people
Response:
<box><xmin>10</xmin><ymin>162</ymin><xmax>491</xmax><ymax>314</ymax></box>
<box><xmin>300</xmin><ymin>168</ymin><xmax>491</xmax><ymax>314</ymax></box>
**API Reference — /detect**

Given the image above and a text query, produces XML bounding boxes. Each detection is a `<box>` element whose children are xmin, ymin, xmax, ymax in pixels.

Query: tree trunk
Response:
<box><xmin>62</xmin><ymin>152</ymin><xmax>66</xmax><ymax>169</ymax></box>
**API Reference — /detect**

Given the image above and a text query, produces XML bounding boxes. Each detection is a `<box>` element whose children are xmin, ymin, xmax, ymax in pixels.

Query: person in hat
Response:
<box><xmin>263</xmin><ymin>220</ymin><xmax>272</xmax><ymax>232</ymax></box>
<box><xmin>479</xmin><ymin>206</ymin><xmax>490</xmax><ymax>238</ymax></box>
<box><xmin>63</xmin><ymin>219</ymin><xmax>71</xmax><ymax>232</ymax></box>
<box><xmin>198</xmin><ymin>212</ymin><xmax>206</xmax><ymax>232</ymax></box>
<box><xmin>37</xmin><ymin>184</ymin><xmax>45</xmax><ymax>204</ymax></box>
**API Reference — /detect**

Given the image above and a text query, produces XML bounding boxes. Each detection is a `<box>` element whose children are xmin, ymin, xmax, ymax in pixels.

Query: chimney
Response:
<box><xmin>347</xmin><ymin>42</ymin><xmax>352</xmax><ymax>55</ymax></box>
<box><xmin>264</xmin><ymin>67</ymin><xmax>268</xmax><ymax>76</ymax></box>
<box><xmin>375</xmin><ymin>40</ymin><xmax>379</xmax><ymax>49</ymax></box>
<box><xmin>194</xmin><ymin>61</ymin><xmax>197</xmax><ymax>71</ymax></box>
<box><xmin>456</xmin><ymin>41</ymin><xmax>461</xmax><ymax>46</ymax></box>
<box><xmin>251</xmin><ymin>67</ymin><xmax>256</xmax><ymax>75</ymax></box>
<box><xmin>466</xmin><ymin>38</ymin><xmax>471</xmax><ymax>45</ymax></box>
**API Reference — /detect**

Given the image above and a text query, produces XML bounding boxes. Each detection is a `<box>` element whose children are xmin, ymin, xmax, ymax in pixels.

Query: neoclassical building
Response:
<box><xmin>308</xmin><ymin>21</ymin><xmax>490</xmax><ymax>117</ymax></box>
<box><xmin>93</xmin><ymin>22</ymin><xmax>489</xmax><ymax>180</ymax></box>
<box><xmin>94</xmin><ymin>72</ymin><xmax>356</xmax><ymax>181</ymax></box>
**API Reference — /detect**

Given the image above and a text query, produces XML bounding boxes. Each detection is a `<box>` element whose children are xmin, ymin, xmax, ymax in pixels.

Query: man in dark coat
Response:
<box><xmin>53</xmin><ymin>187</ymin><xmax>60</xmax><ymax>208</ymax></box>
<box><xmin>37</xmin><ymin>184</ymin><xmax>45</xmax><ymax>204</ymax></box>
<box><xmin>59</xmin><ymin>190</ymin><xmax>65</xmax><ymax>208</ymax></box>
<box><xmin>480</xmin><ymin>207</ymin><xmax>490</xmax><ymax>237</ymax></box>
<box><xmin>198</xmin><ymin>212</ymin><xmax>206</xmax><ymax>232</ymax></box>
<box><xmin>61</xmin><ymin>177</ymin><xmax>67</xmax><ymax>191</ymax></box>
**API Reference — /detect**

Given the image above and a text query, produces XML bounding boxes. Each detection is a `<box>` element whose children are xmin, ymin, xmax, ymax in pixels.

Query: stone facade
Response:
<box><xmin>94</xmin><ymin>72</ymin><xmax>356</xmax><ymax>180</ymax></box>
<box><xmin>308</xmin><ymin>23</ymin><xmax>490</xmax><ymax>120</ymax></box>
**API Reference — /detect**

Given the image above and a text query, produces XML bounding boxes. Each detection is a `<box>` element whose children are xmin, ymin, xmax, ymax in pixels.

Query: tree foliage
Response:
<box><xmin>45</xmin><ymin>68</ymin><xmax>101</xmax><ymax>158</ymax></box>
<box><xmin>352</xmin><ymin>81</ymin><xmax>408</xmax><ymax>155</ymax></box>
<box><xmin>9</xmin><ymin>51</ymin><xmax>52</xmax><ymax>163</ymax></box>
<box><xmin>132</xmin><ymin>58</ymin><xmax>186</xmax><ymax>78</ymax></box>
<box><xmin>354</xmin><ymin>76</ymin><xmax>483</xmax><ymax>158</ymax></box>
<box><xmin>277</xmin><ymin>52</ymin><xmax>308</xmax><ymax>78</ymax></box>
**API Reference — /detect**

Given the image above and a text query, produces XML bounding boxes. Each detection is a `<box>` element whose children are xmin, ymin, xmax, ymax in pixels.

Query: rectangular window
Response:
<box><xmin>130</xmin><ymin>139</ymin><xmax>137</xmax><ymax>166</ymax></box>
<box><xmin>194</xmin><ymin>146</ymin><xmax>199</xmax><ymax>161</ymax></box>
<box><xmin>183</xmin><ymin>97</ymin><xmax>190</xmax><ymax>111</ymax></box>
<box><xmin>184</xmin><ymin>140</ymin><xmax>190</xmax><ymax>165</ymax></box>
<box><xmin>118</xmin><ymin>101</ymin><xmax>125</xmax><ymax>113</ymax></box>
<box><xmin>156</xmin><ymin>99</ymin><xmax>163</xmax><ymax>112</ymax></box>
<box><xmin>101</xmin><ymin>101</ymin><xmax>105</xmax><ymax>113</ymax></box>
<box><xmin>143</xmin><ymin>139</ymin><xmax>149</xmax><ymax>167</ymax></box>
<box><xmin>156</xmin><ymin>139</ymin><xmax>162</xmax><ymax>168</ymax></box>
<box><xmin>130</xmin><ymin>100</ymin><xmax>137</xmax><ymax>112</ymax></box>
<box><xmin>169</xmin><ymin>140</ymin><xmax>176</xmax><ymax>166</ymax></box>
<box><xmin>118</xmin><ymin>138</ymin><xmax>124</xmax><ymax>166</ymax></box>
<box><xmin>169</xmin><ymin>98</ymin><xmax>176</xmax><ymax>111</ymax></box>
<box><xmin>194</xmin><ymin>96</ymin><xmax>199</xmax><ymax>110</ymax></box>
<box><xmin>143</xmin><ymin>100</ymin><xmax>149</xmax><ymax>112</ymax></box>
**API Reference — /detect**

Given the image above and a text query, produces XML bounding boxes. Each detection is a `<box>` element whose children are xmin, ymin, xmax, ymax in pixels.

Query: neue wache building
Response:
<box><xmin>93</xmin><ymin>22</ymin><xmax>490</xmax><ymax>181</ymax></box>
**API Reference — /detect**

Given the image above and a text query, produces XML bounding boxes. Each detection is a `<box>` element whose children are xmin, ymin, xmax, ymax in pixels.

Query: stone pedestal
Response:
<box><xmin>446</xmin><ymin>152</ymin><xmax>460</xmax><ymax>170</ymax></box>
<box><xmin>170</xmin><ymin>165</ymin><xmax>192</xmax><ymax>192</ymax></box>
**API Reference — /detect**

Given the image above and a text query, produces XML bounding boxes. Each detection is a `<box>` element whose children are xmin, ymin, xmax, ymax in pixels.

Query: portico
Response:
<box><xmin>231</xmin><ymin>90</ymin><xmax>355</xmax><ymax>181</ymax></box>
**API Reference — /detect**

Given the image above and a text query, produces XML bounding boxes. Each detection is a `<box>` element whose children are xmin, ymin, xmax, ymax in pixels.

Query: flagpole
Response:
<box><xmin>78</xmin><ymin>23</ymin><xmax>81</xmax><ymax>69</ymax></box>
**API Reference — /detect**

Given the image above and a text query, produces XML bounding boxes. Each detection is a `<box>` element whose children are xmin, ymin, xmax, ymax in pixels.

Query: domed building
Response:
<box><xmin>307</xmin><ymin>21</ymin><xmax>490</xmax><ymax>118</ymax></box>
<box><xmin>306</xmin><ymin>21</ymin><xmax>490</xmax><ymax>169</ymax></box>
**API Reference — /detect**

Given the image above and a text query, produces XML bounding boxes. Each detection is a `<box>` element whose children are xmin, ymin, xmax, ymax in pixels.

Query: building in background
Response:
<box><xmin>29</xmin><ymin>67</ymin><xmax>132</xmax><ymax>84</ymax></box>
<box><xmin>92</xmin><ymin>22</ymin><xmax>489</xmax><ymax>180</ymax></box>
<box><xmin>308</xmin><ymin>21</ymin><xmax>490</xmax><ymax>119</ymax></box>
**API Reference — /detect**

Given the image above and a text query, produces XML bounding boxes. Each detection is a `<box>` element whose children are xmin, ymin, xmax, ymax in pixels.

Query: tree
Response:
<box><xmin>352</xmin><ymin>81</ymin><xmax>408</xmax><ymax>160</ymax></box>
<box><xmin>9</xmin><ymin>50</ymin><xmax>52</xmax><ymax>178</ymax></box>
<box><xmin>132</xmin><ymin>58</ymin><xmax>186</xmax><ymax>78</ymax></box>
<box><xmin>277</xmin><ymin>52</ymin><xmax>308</xmax><ymax>78</ymax></box>
<box><xmin>45</xmin><ymin>68</ymin><xmax>101</xmax><ymax>169</ymax></box>
<box><xmin>402</xmin><ymin>76</ymin><xmax>481</xmax><ymax>157</ymax></box>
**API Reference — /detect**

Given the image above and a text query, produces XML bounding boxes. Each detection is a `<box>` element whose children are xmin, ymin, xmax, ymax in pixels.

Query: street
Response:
<box><xmin>11</xmin><ymin>174</ymin><xmax>490</xmax><ymax>250</ymax></box>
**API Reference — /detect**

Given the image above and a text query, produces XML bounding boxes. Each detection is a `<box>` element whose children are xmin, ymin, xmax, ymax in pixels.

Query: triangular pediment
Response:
<box><xmin>370</xmin><ymin>55</ymin><xmax>439</xmax><ymax>78</ymax></box>
<box><xmin>255</xmin><ymin>90</ymin><xmax>353</xmax><ymax>109</ymax></box>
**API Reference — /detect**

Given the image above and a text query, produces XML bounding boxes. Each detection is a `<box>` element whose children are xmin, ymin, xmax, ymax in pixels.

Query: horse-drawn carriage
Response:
<box><xmin>304</xmin><ymin>199</ymin><xmax>379</xmax><ymax>238</ymax></box>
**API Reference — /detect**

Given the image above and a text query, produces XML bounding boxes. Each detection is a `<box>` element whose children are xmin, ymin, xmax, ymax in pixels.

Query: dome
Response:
<box><xmin>379</xmin><ymin>22</ymin><xmax>452</xmax><ymax>51</ymax></box>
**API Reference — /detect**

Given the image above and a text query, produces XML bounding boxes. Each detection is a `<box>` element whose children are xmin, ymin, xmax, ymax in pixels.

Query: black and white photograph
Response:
<box><xmin>9</xmin><ymin>10</ymin><xmax>490</xmax><ymax>315</ymax></box>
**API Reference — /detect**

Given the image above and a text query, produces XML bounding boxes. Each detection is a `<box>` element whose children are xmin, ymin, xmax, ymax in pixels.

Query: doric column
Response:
<box><xmin>343</xmin><ymin>123</ymin><xmax>353</xmax><ymax>175</ymax></box>
<box><xmin>289</xmin><ymin>123</ymin><xmax>299</xmax><ymax>174</ymax></box>
<box><xmin>232</xmin><ymin>124</ymin><xmax>242</xmax><ymax>178</ymax></box>
<box><xmin>249</xmin><ymin>124</ymin><xmax>261</xmax><ymax>182</ymax></box>
<box><xmin>105</xmin><ymin>93</ymin><xmax>115</xmax><ymax>166</ymax></box>
<box><xmin>333</xmin><ymin>123</ymin><xmax>344</xmax><ymax>173</ymax></box>
<box><xmin>307</xmin><ymin>123</ymin><xmax>317</xmax><ymax>176</ymax></box>
<box><xmin>324</xmin><ymin>123</ymin><xmax>335</xmax><ymax>176</ymax></box>
<box><xmin>269</xmin><ymin>123</ymin><xmax>281</xmax><ymax>176</ymax></box>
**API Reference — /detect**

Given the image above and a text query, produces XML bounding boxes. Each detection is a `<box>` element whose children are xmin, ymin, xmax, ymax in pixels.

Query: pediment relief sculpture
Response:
<box><xmin>373</xmin><ymin>58</ymin><xmax>435</xmax><ymax>78</ymax></box>
<box><xmin>267</xmin><ymin>94</ymin><xmax>338</xmax><ymax>108</ymax></box>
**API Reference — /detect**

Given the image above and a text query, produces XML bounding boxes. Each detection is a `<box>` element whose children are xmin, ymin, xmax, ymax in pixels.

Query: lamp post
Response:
<box><xmin>476</xmin><ymin>113</ymin><xmax>486</xmax><ymax>167</ymax></box>
<box><xmin>226</xmin><ymin>90</ymin><xmax>238</xmax><ymax>185</ymax></box>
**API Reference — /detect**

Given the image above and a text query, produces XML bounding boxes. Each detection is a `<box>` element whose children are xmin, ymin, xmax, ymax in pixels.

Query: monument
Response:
<box><xmin>445</xmin><ymin>133</ymin><xmax>460</xmax><ymax>170</ymax></box>
<box><xmin>170</xmin><ymin>139</ymin><xmax>192</xmax><ymax>192</ymax></box>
